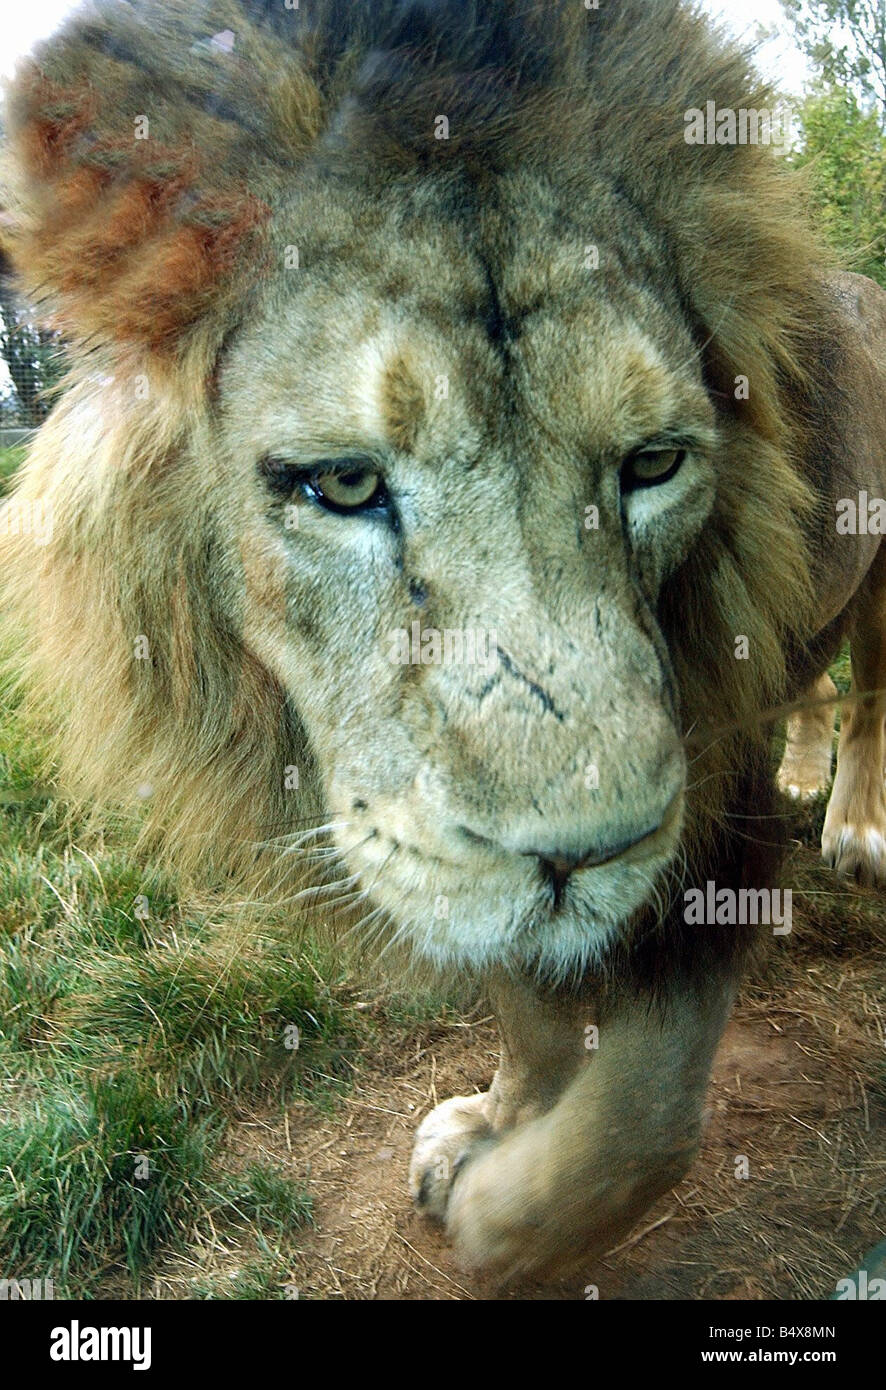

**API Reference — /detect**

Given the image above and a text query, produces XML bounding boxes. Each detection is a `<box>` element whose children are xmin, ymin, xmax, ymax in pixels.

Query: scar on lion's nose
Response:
<box><xmin>496</xmin><ymin>648</ymin><xmax>566</xmax><ymax>723</ymax></box>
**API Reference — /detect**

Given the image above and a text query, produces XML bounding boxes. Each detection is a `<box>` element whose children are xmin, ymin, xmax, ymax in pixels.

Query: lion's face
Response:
<box><xmin>212</xmin><ymin>174</ymin><xmax>718</xmax><ymax>975</ymax></box>
<box><xmin>3</xmin><ymin>0</ymin><xmax>827</xmax><ymax>986</ymax></box>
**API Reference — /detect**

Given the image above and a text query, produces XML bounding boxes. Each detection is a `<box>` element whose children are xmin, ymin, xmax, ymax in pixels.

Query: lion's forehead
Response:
<box><xmin>218</xmin><ymin>166</ymin><xmax>708</xmax><ymax>461</ymax></box>
<box><xmin>225</xmin><ymin>259</ymin><xmax>707</xmax><ymax>468</ymax></box>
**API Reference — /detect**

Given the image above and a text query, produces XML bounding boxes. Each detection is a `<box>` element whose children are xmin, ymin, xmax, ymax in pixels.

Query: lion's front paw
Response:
<box><xmin>412</xmin><ymin>1103</ymin><xmax>550</xmax><ymax>1277</ymax></box>
<box><xmin>443</xmin><ymin>1150</ymin><xmax>531</xmax><ymax>1274</ymax></box>
<box><xmin>822</xmin><ymin>816</ymin><xmax>886</xmax><ymax>886</ymax></box>
<box><xmin>776</xmin><ymin>762</ymin><xmax>831</xmax><ymax>802</ymax></box>
<box><xmin>408</xmin><ymin>1093</ymin><xmax>492</xmax><ymax>1220</ymax></box>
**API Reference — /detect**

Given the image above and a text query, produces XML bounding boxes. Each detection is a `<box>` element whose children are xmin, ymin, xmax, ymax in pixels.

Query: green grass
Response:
<box><xmin>214</xmin><ymin>1162</ymin><xmax>314</xmax><ymax>1231</ymax></box>
<box><xmin>0</xmin><ymin>672</ymin><xmax>371</xmax><ymax>1296</ymax></box>
<box><xmin>0</xmin><ymin>445</ymin><xmax>27</xmax><ymax>495</ymax></box>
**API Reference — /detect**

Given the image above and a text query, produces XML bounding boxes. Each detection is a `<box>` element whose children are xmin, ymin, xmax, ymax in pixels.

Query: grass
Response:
<box><xmin>0</xmin><ymin>445</ymin><xmax>27</xmax><ymax>495</ymax></box>
<box><xmin>0</xmin><ymin>666</ymin><xmax>378</xmax><ymax>1296</ymax></box>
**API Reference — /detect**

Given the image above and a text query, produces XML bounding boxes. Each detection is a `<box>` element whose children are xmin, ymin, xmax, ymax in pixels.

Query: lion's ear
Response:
<box><xmin>4</xmin><ymin>2</ymin><xmax>322</xmax><ymax>368</ymax></box>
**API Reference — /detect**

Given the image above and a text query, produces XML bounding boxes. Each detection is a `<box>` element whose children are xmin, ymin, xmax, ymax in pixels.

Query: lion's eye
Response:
<box><xmin>258</xmin><ymin>455</ymin><xmax>389</xmax><ymax>516</ymax></box>
<box><xmin>621</xmin><ymin>447</ymin><xmax>686</xmax><ymax>492</ymax></box>
<box><xmin>308</xmin><ymin>464</ymin><xmax>385</xmax><ymax>513</ymax></box>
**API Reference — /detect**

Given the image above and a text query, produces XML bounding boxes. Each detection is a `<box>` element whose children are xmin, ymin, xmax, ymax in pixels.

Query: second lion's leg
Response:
<box><xmin>822</xmin><ymin>545</ymin><xmax>886</xmax><ymax>885</ymax></box>
<box><xmin>776</xmin><ymin>671</ymin><xmax>836</xmax><ymax>801</ymax></box>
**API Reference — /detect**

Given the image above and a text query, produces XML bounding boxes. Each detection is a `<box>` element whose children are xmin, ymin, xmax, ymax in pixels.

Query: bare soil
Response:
<box><xmin>158</xmin><ymin>846</ymin><xmax>886</xmax><ymax>1301</ymax></box>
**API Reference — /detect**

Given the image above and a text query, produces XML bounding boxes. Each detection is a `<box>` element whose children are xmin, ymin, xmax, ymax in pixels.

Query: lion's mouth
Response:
<box><xmin>530</xmin><ymin>790</ymin><xmax>684</xmax><ymax>912</ymax></box>
<box><xmin>328</xmin><ymin>757</ymin><xmax>687</xmax><ymax>971</ymax></box>
<box><xmin>340</xmin><ymin>787</ymin><xmax>684</xmax><ymax>910</ymax></box>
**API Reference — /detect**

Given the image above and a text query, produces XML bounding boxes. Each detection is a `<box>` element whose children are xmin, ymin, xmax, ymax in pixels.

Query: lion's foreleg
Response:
<box><xmin>422</xmin><ymin>971</ymin><xmax>735</xmax><ymax>1280</ymax></box>
<box><xmin>776</xmin><ymin>671</ymin><xmax>836</xmax><ymax>801</ymax></box>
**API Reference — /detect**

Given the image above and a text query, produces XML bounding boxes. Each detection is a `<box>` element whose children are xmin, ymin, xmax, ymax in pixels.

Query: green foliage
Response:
<box><xmin>792</xmin><ymin>84</ymin><xmax>886</xmax><ymax>284</ymax></box>
<box><xmin>778</xmin><ymin>2</ymin><xmax>886</xmax><ymax>281</ymax></box>
<box><xmin>780</xmin><ymin>0</ymin><xmax>886</xmax><ymax>122</ymax></box>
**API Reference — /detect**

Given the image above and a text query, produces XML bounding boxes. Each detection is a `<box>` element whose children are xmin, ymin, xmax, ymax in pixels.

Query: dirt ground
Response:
<box><xmin>156</xmin><ymin>848</ymin><xmax>885</xmax><ymax>1302</ymax></box>
<box><xmin>264</xmin><ymin>1021</ymin><xmax>882</xmax><ymax>1299</ymax></box>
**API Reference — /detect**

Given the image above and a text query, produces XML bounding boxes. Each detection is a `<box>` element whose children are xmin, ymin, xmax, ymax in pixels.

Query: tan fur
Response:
<box><xmin>821</xmin><ymin>547</ymin><xmax>886</xmax><ymax>884</ymax></box>
<box><xmin>2</xmin><ymin>0</ymin><xmax>885</xmax><ymax>1276</ymax></box>
<box><xmin>777</xmin><ymin>672</ymin><xmax>838</xmax><ymax>802</ymax></box>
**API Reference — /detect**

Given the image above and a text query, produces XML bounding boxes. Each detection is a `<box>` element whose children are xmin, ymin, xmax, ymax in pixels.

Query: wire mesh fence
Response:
<box><xmin>0</xmin><ymin>252</ymin><xmax>65</xmax><ymax>436</ymax></box>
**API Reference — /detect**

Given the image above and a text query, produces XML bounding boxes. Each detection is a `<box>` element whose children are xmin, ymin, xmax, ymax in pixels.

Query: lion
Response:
<box><xmin>1</xmin><ymin>0</ymin><xmax>885</xmax><ymax>1282</ymax></box>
